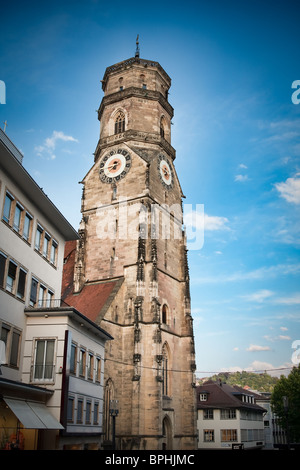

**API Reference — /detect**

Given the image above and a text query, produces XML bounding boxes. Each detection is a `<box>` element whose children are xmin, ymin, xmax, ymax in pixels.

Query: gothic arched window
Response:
<box><xmin>162</xmin><ymin>342</ymin><xmax>171</xmax><ymax>396</ymax></box>
<box><xmin>162</xmin><ymin>304</ymin><xmax>168</xmax><ymax>324</ymax></box>
<box><xmin>114</xmin><ymin>111</ymin><xmax>125</xmax><ymax>134</ymax></box>
<box><xmin>160</xmin><ymin>117</ymin><xmax>165</xmax><ymax>138</ymax></box>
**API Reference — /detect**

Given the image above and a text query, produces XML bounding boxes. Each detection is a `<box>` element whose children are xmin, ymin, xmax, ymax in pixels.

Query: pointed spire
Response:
<box><xmin>135</xmin><ymin>34</ymin><xmax>140</xmax><ymax>58</ymax></box>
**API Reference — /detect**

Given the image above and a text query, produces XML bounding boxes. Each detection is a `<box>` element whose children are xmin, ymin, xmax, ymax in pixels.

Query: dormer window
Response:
<box><xmin>199</xmin><ymin>393</ymin><xmax>208</xmax><ymax>401</ymax></box>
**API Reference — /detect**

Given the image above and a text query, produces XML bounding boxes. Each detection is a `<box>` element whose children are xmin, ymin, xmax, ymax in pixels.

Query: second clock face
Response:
<box><xmin>99</xmin><ymin>149</ymin><xmax>131</xmax><ymax>183</ymax></box>
<box><xmin>158</xmin><ymin>155</ymin><xmax>173</xmax><ymax>189</ymax></box>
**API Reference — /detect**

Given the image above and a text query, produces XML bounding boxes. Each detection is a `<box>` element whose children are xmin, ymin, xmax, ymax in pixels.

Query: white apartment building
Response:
<box><xmin>197</xmin><ymin>381</ymin><xmax>266</xmax><ymax>450</ymax></box>
<box><xmin>0</xmin><ymin>129</ymin><xmax>112</xmax><ymax>450</ymax></box>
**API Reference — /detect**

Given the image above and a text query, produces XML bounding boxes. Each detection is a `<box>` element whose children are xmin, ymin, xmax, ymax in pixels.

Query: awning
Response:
<box><xmin>3</xmin><ymin>397</ymin><xmax>64</xmax><ymax>430</ymax></box>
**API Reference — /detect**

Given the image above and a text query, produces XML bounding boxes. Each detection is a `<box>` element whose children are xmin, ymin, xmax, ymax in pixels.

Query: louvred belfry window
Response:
<box><xmin>114</xmin><ymin>111</ymin><xmax>125</xmax><ymax>134</ymax></box>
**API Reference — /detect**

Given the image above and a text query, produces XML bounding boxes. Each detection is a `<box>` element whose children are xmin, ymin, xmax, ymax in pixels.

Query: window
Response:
<box><xmin>17</xmin><ymin>268</ymin><xmax>27</xmax><ymax>299</ymax></box>
<box><xmin>50</xmin><ymin>240</ymin><xmax>58</xmax><ymax>265</ymax></box>
<box><xmin>86</xmin><ymin>401</ymin><xmax>92</xmax><ymax>424</ymax></box>
<box><xmin>33</xmin><ymin>339</ymin><xmax>55</xmax><ymax>381</ymax></box>
<box><xmin>79</xmin><ymin>348</ymin><xmax>86</xmax><ymax>377</ymax></box>
<box><xmin>199</xmin><ymin>393</ymin><xmax>208</xmax><ymax>401</ymax></box>
<box><xmin>142</xmin><ymin>83</ymin><xmax>147</xmax><ymax>89</ymax></box>
<box><xmin>204</xmin><ymin>429</ymin><xmax>214</xmax><ymax>442</ymax></box>
<box><xmin>35</xmin><ymin>224</ymin><xmax>43</xmax><ymax>250</ymax></box>
<box><xmin>10</xmin><ymin>331</ymin><xmax>20</xmax><ymax>366</ymax></box>
<box><xmin>70</xmin><ymin>343</ymin><xmax>77</xmax><ymax>374</ymax></box>
<box><xmin>30</xmin><ymin>277</ymin><xmax>38</xmax><ymax>306</ymax></box>
<box><xmin>204</xmin><ymin>409</ymin><xmax>214</xmax><ymax>420</ymax></box>
<box><xmin>23</xmin><ymin>212</ymin><xmax>33</xmax><ymax>241</ymax></box>
<box><xmin>0</xmin><ymin>252</ymin><xmax>27</xmax><ymax>300</ymax></box>
<box><xmin>0</xmin><ymin>252</ymin><xmax>7</xmax><ymax>287</ymax></box>
<box><xmin>160</xmin><ymin>116</ymin><xmax>166</xmax><ymax>138</ymax></box>
<box><xmin>96</xmin><ymin>357</ymin><xmax>102</xmax><ymax>382</ymax></box>
<box><xmin>162</xmin><ymin>343</ymin><xmax>170</xmax><ymax>396</ymax></box>
<box><xmin>67</xmin><ymin>396</ymin><xmax>75</xmax><ymax>422</ymax></box>
<box><xmin>34</xmin><ymin>224</ymin><xmax>58</xmax><ymax>266</ymax></box>
<box><xmin>162</xmin><ymin>304</ymin><xmax>168</xmax><ymax>324</ymax></box>
<box><xmin>46</xmin><ymin>289</ymin><xmax>54</xmax><ymax>307</ymax></box>
<box><xmin>114</xmin><ymin>111</ymin><xmax>125</xmax><ymax>134</ymax></box>
<box><xmin>221</xmin><ymin>429</ymin><xmax>237</xmax><ymax>442</ymax></box>
<box><xmin>93</xmin><ymin>402</ymin><xmax>99</xmax><ymax>425</ymax></box>
<box><xmin>13</xmin><ymin>203</ymin><xmax>23</xmax><ymax>232</ymax></box>
<box><xmin>43</xmin><ymin>232</ymin><xmax>50</xmax><ymax>258</ymax></box>
<box><xmin>6</xmin><ymin>260</ymin><xmax>17</xmax><ymax>293</ymax></box>
<box><xmin>221</xmin><ymin>409</ymin><xmax>236</xmax><ymax>419</ymax></box>
<box><xmin>2</xmin><ymin>191</ymin><xmax>33</xmax><ymax>243</ymax></box>
<box><xmin>1</xmin><ymin>323</ymin><xmax>21</xmax><ymax>368</ymax></box>
<box><xmin>77</xmin><ymin>398</ymin><xmax>83</xmax><ymax>423</ymax></box>
<box><xmin>88</xmin><ymin>353</ymin><xmax>94</xmax><ymax>380</ymax></box>
<box><xmin>38</xmin><ymin>284</ymin><xmax>46</xmax><ymax>307</ymax></box>
<box><xmin>29</xmin><ymin>276</ymin><xmax>54</xmax><ymax>307</ymax></box>
<box><xmin>2</xmin><ymin>192</ymin><xmax>13</xmax><ymax>223</ymax></box>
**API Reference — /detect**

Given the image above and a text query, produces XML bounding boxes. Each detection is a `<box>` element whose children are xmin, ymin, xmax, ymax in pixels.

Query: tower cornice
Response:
<box><xmin>97</xmin><ymin>86</ymin><xmax>174</xmax><ymax>121</ymax></box>
<box><xmin>93</xmin><ymin>129</ymin><xmax>176</xmax><ymax>162</ymax></box>
<box><xmin>101</xmin><ymin>57</ymin><xmax>171</xmax><ymax>91</ymax></box>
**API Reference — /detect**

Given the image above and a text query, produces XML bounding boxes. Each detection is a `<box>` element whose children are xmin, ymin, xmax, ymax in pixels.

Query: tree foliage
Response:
<box><xmin>198</xmin><ymin>371</ymin><xmax>279</xmax><ymax>392</ymax></box>
<box><xmin>271</xmin><ymin>365</ymin><xmax>300</xmax><ymax>443</ymax></box>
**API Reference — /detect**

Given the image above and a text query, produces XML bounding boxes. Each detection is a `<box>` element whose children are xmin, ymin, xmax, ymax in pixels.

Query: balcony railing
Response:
<box><xmin>27</xmin><ymin>298</ymin><xmax>70</xmax><ymax>309</ymax></box>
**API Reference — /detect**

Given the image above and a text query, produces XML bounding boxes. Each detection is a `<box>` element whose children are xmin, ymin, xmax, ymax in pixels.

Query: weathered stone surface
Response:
<box><xmin>74</xmin><ymin>56</ymin><xmax>197</xmax><ymax>450</ymax></box>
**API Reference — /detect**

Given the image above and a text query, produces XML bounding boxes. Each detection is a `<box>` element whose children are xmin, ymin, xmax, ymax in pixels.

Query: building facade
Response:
<box><xmin>0</xmin><ymin>129</ymin><xmax>111</xmax><ymax>450</ymax></box>
<box><xmin>62</xmin><ymin>50</ymin><xmax>197</xmax><ymax>450</ymax></box>
<box><xmin>196</xmin><ymin>382</ymin><xmax>266</xmax><ymax>450</ymax></box>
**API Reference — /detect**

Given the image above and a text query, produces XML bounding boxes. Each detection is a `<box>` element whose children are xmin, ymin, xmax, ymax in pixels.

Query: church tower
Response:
<box><xmin>63</xmin><ymin>42</ymin><xmax>197</xmax><ymax>450</ymax></box>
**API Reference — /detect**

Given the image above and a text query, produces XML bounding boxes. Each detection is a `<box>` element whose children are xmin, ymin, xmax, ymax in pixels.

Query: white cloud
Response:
<box><xmin>247</xmin><ymin>361</ymin><xmax>292</xmax><ymax>377</ymax></box>
<box><xmin>242</xmin><ymin>289</ymin><xmax>274</xmax><ymax>303</ymax></box>
<box><xmin>280</xmin><ymin>326</ymin><xmax>288</xmax><ymax>331</ymax></box>
<box><xmin>246</xmin><ymin>344</ymin><xmax>271</xmax><ymax>352</ymax></box>
<box><xmin>184</xmin><ymin>211</ymin><xmax>229</xmax><ymax>232</ymax></box>
<box><xmin>275</xmin><ymin>173</ymin><xmax>300</xmax><ymax>205</ymax></box>
<box><xmin>35</xmin><ymin>130</ymin><xmax>78</xmax><ymax>160</ymax></box>
<box><xmin>274</xmin><ymin>293</ymin><xmax>300</xmax><ymax>305</ymax></box>
<box><xmin>264</xmin><ymin>334</ymin><xmax>291</xmax><ymax>342</ymax></box>
<box><xmin>234</xmin><ymin>174</ymin><xmax>249</xmax><ymax>182</ymax></box>
<box><xmin>192</xmin><ymin>262</ymin><xmax>300</xmax><ymax>284</ymax></box>
<box><xmin>239</xmin><ymin>163</ymin><xmax>248</xmax><ymax>169</ymax></box>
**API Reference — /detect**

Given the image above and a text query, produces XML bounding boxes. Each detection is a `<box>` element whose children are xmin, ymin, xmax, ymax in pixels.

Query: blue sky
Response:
<box><xmin>1</xmin><ymin>0</ymin><xmax>300</xmax><ymax>378</ymax></box>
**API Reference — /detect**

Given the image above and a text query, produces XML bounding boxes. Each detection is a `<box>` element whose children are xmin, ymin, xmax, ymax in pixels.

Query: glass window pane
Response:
<box><xmin>0</xmin><ymin>253</ymin><xmax>7</xmax><ymax>287</ymax></box>
<box><xmin>13</xmin><ymin>205</ymin><xmax>22</xmax><ymax>232</ymax></box>
<box><xmin>34</xmin><ymin>340</ymin><xmax>45</xmax><ymax>379</ymax></box>
<box><xmin>45</xmin><ymin>340</ymin><xmax>54</xmax><ymax>379</ymax></box>
<box><xmin>17</xmin><ymin>268</ymin><xmax>27</xmax><ymax>299</ymax></box>
<box><xmin>3</xmin><ymin>193</ymin><xmax>13</xmax><ymax>223</ymax></box>
<box><xmin>23</xmin><ymin>213</ymin><xmax>32</xmax><ymax>241</ymax></box>
<box><xmin>10</xmin><ymin>331</ymin><xmax>20</xmax><ymax>366</ymax></box>
<box><xmin>30</xmin><ymin>278</ymin><xmax>38</xmax><ymax>305</ymax></box>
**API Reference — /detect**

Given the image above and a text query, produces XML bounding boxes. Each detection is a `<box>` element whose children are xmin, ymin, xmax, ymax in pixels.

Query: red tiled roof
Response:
<box><xmin>196</xmin><ymin>381</ymin><xmax>265</xmax><ymax>412</ymax></box>
<box><xmin>61</xmin><ymin>240</ymin><xmax>123</xmax><ymax>323</ymax></box>
<box><xmin>64</xmin><ymin>280</ymin><xmax>122</xmax><ymax>323</ymax></box>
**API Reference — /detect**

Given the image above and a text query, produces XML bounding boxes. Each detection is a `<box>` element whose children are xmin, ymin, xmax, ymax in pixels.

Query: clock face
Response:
<box><xmin>99</xmin><ymin>148</ymin><xmax>131</xmax><ymax>183</ymax></box>
<box><xmin>158</xmin><ymin>155</ymin><xmax>173</xmax><ymax>189</ymax></box>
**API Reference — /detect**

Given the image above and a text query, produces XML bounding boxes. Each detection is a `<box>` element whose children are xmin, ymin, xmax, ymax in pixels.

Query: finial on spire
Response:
<box><xmin>135</xmin><ymin>34</ymin><xmax>140</xmax><ymax>58</ymax></box>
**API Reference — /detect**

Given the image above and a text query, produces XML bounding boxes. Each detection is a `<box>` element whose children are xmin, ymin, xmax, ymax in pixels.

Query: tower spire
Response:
<box><xmin>135</xmin><ymin>34</ymin><xmax>140</xmax><ymax>58</ymax></box>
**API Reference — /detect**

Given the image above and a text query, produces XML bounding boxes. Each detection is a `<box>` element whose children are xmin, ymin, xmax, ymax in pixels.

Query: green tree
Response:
<box><xmin>271</xmin><ymin>365</ymin><xmax>300</xmax><ymax>443</ymax></box>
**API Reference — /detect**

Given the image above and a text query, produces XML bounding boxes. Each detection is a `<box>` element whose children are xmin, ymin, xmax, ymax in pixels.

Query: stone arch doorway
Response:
<box><xmin>162</xmin><ymin>415</ymin><xmax>173</xmax><ymax>450</ymax></box>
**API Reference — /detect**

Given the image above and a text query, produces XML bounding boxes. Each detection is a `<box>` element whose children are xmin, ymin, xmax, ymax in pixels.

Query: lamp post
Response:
<box><xmin>283</xmin><ymin>396</ymin><xmax>290</xmax><ymax>450</ymax></box>
<box><xmin>109</xmin><ymin>399</ymin><xmax>119</xmax><ymax>450</ymax></box>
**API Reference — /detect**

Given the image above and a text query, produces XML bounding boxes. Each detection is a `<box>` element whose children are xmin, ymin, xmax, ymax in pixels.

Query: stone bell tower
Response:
<box><xmin>65</xmin><ymin>40</ymin><xmax>197</xmax><ymax>450</ymax></box>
